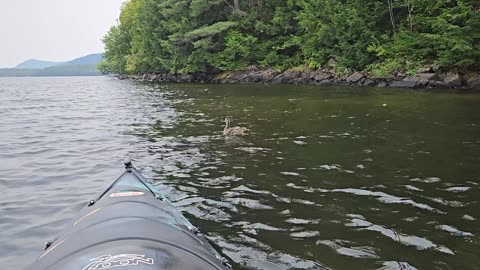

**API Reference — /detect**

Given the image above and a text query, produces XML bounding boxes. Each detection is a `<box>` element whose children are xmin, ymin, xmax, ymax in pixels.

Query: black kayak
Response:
<box><xmin>26</xmin><ymin>161</ymin><xmax>230</xmax><ymax>270</ymax></box>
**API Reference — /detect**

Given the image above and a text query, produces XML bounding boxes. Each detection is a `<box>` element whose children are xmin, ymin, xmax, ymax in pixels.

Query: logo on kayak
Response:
<box><xmin>109</xmin><ymin>191</ymin><xmax>144</xmax><ymax>198</ymax></box>
<box><xmin>83</xmin><ymin>254</ymin><xmax>154</xmax><ymax>270</ymax></box>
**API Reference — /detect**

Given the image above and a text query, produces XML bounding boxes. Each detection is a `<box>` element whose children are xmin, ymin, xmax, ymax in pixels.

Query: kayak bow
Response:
<box><xmin>26</xmin><ymin>161</ymin><xmax>231</xmax><ymax>270</ymax></box>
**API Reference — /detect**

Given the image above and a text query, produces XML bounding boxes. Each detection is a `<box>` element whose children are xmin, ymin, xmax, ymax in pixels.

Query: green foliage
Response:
<box><xmin>210</xmin><ymin>30</ymin><xmax>257</xmax><ymax>70</ymax></box>
<box><xmin>368</xmin><ymin>0</ymin><xmax>480</xmax><ymax>74</ymax></box>
<box><xmin>298</xmin><ymin>0</ymin><xmax>384</xmax><ymax>71</ymax></box>
<box><xmin>100</xmin><ymin>25</ymin><xmax>130</xmax><ymax>74</ymax></box>
<box><xmin>101</xmin><ymin>0</ymin><xmax>480</xmax><ymax>75</ymax></box>
<box><xmin>184</xmin><ymin>21</ymin><xmax>237</xmax><ymax>41</ymax></box>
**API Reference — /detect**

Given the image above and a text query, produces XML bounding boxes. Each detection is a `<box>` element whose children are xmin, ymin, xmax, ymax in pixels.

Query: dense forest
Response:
<box><xmin>100</xmin><ymin>0</ymin><xmax>480</xmax><ymax>78</ymax></box>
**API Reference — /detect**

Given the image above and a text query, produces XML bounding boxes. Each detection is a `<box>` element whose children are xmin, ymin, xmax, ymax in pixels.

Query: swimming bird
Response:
<box><xmin>223</xmin><ymin>117</ymin><xmax>248</xmax><ymax>136</ymax></box>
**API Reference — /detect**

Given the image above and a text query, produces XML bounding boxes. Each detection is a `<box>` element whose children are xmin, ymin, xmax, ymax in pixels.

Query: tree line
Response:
<box><xmin>99</xmin><ymin>0</ymin><xmax>480</xmax><ymax>77</ymax></box>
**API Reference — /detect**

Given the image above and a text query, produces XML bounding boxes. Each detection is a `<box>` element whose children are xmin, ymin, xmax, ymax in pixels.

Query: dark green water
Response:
<box><xmin>1</xmin><ymin>77</ymin><xmax>479</xmax><ymax>269</ymax></box>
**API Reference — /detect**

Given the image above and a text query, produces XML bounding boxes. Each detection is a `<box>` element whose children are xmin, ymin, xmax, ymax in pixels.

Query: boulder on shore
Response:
<box><xmin>464</xmin><ymin>73</ymin><xmax>480</xmax><ymax>89</ymax></box>
<box><xmin>314</xmin><ymin>72</ymin><xmax>332</xmax><ymax>82</ymax></box>
<box><xmin>118</xmin><ymin>68</ymin><xmax>477</xmax><ymax>89</ymax></box>
<box><xmin>377</xmin><ymin>81</ymin><xmax>388</xmax><ymax>87</ymax></box>
<box><xmin>417</xmin><ymin>73</ymin><xmax>439</xmax><ymax>81</ymax></box>
<box><xmin>363</xmin><ymin>78</ymin><xmax>376</xmax><ymax>86</ymax></box>
<box><xmin>403</xmin><ymin>77</ymin><xmax>429</xmax><ymax>87</ymax></box>
<box><xmin>346</xmin><ymin>72</ymin><xmax>365</xmax><ymax>84</ymax></box>
<box><xmin>429</xmin><ymin>80</ymin><xmax>452</xmax><ymax>89</ymax></box>
<box><xmin>444</xmin><ymin>73</ymin><xmax>462</xmax><ymax>86</ymax></box>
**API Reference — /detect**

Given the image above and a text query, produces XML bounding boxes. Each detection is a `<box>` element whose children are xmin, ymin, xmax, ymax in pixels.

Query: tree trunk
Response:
<box><xmin>233</xmin><ymin>0</ymin><xmax>240</xmax><ymax>11</ymax></box>
<box><xmin>406</xmin><ymin>0</ymin><xmax>413</xmax><ymax>31</ymax></box>
<box><xmin>387</xmin><ymin>0</ymin><xmax>396</xmax><ymax>33</ymax></box>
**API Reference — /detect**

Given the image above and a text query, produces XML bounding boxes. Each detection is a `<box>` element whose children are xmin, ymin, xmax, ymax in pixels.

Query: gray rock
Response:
<box><xmin>301</xmin><ymin>72</ymin><xmax>311</xmax><ymax>80</ymax></box>
<box><xmin>403</xmin><ymin>76</ymin><xmax>421</xmax><ymax>83</ymax></box>
<box><xmin>357</xmin><ymin>77</ymin><xmax>366</xmax><ymax>85</ymax></box>
<box><xmin>417</xmin><ymin>67</ymin><xmax>434</xmax><ymax>73</ymax></box>
<box><xmin>363</xmin><ymin>78</ymin><xmax>376</xmax><ymax>86</ymax></box>
<box><xmin>291</xmin><ymin>78</ymin><xmax>306</xmax><ymax>84</ymax></box>
<box><xmin>377</xmin><ymin>81</ymin><xmax>388</xmax><ymax>87</ymax></box>
<box><xmin>232</xmin><ymin>73</ymin><xmax>247</xmax><ymax>82</ymax></box>
<box><xmin>180</xmin><ymin>74</ymin><xmax>193</xmax><ymax>82</ymax></box>
<box><xmin>417</xmin><ymin>73</ymin><xmax>439</xmax><ymax>81</ymax></box>
<box><xmin>271</xmin><ymin>74</ymin><xmax>285</xmax><ymax>84</ymax></box>
<box><xmin>395</xmin><ymin>73</ymin><xmax>406</xmax><ymax>80</ymax></box>
<box><xmin>390</xmin><ymin>80</ymin><xmax>417</xmax><ymax>88</ymax></box>
<box><xmin>318</xmin><ymin>79</ymin><xmax>333</xmax><ymax>86</ymax></box>
<box><xmin>309</xmin><ymin>71</ymin><xmax>319</xmax><ymax>80</ymax></box>
<box><xmin>245</xmin><ymin>74</ymin><xmax>259</xmax><ymax>83</ymax></box>
<box><xmin>417</xmin><ymin>78</ymin><xmax>429</xmax><ymax>87</ymax></box>
<box><xmin>346</xmin><ymin>72</ymin><xmax>365</xmax><ymax>83</ymax></box>
<box><xmin>149</xmin><ymin>74</ymin><xmax>158</xmax><ymax>81</ymax></box>
<box><xmin>430</xmin><ymin>81</ymin><xmax>452</xmax><ymax>89</ymax></box>
<box><xmin>403</xmin><ymin>77</ymin><xmax>429</xmax><ymax>88</ymax></box>
<box><xmin>283</xmin><ymin>70</ymin><xmax>300</xmax><ymax>79</ymax></box>
<box><xmin>466</xmin><ymin>74</ymin><xmax>480</xmax><ymax>89</ymax></box>
<box><xmin>261</xmin><ymin>69</ymin><xmax>280</xmax><ymax>82</ymax></box>
<box><xmin>280</xmin><ymin>71</ymin><xmax>300</xmax><ymax>83</ymax></box>
<box><xmin>245</xmin><ymin>65</ymin><xmax>259</xmax><ymax>72</ymax></box>
<box><xmin>314</xmin><ymin>72</ymin><xmax>332</xmax><ymax>82</ymax></box>
<box><xmin>444</xmin><ymin>73</ymin><xmax>462</xmax><ymax>86</ymax></box>
<box><xmin>221</xmin><ymin>79</ymin><xmax>234</xmax><ymax>84</ymax></box>
<box><xmin>467</xmin><ymin>77</ymin><xmax>480</xmax><ymax>89</ymax></box>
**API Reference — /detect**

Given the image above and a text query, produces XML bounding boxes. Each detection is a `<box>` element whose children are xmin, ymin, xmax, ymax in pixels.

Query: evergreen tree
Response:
<box><xmin>100</xmin><ymin>0</ymin><xmax>480</xmax><ymax>76</ymax></box>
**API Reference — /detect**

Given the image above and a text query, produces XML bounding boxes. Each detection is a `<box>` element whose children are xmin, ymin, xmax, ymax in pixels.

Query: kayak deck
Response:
<box><xmin>26</xmin><ymin>162</ymin><xmax>229</xmax><ymax>270</ymax></box>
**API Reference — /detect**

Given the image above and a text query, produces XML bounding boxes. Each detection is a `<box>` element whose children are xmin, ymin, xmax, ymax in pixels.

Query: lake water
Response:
<box><xmin>0</xmin><ymin>77</ymin><xmax>479</xmax><ymax>270</ymax></box>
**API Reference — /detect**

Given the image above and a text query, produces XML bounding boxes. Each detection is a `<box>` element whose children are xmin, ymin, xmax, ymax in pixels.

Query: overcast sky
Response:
<box><xmin>0</xmin><ymin>0</ymin><xmax>125</xmax><ymax>68</ymax></box>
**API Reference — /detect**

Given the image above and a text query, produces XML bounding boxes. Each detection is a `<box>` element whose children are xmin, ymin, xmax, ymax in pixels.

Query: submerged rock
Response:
<box><xmin>390</xmin><ymin>80</ymin><xmax>417</xmax><ymax>88</ymax></box>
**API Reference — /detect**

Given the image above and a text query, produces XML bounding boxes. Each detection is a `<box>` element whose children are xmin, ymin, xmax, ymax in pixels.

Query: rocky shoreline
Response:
<box><xmin>117</xmin><ymin>68</ymin><xmax>480</xmax><ymax>90</ymax></box>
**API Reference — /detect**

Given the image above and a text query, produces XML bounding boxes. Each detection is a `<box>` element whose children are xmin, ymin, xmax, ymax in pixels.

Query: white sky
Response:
<box><xmin>0</xmin><ymin>0</ymin><xmax>125</xmax><ymax>68</ymax></box>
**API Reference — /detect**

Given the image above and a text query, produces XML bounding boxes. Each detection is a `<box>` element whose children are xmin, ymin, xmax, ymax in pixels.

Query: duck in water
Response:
<box><xmin>223</xmin><ymin>116</ymin><xmax>248</xmax><ymax>136</ymax></box>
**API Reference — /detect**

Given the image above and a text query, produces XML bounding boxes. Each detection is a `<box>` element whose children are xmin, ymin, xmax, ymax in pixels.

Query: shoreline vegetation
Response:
<box><xmin>100</xmin><ymin>0</ymin><xmax>480</xmax><ymax>89</ymax></box>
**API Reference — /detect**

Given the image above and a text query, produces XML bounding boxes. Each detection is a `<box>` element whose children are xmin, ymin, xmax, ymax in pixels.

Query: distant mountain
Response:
<box><xmin>0</xmin><ymin>64</ymin><xmax>100</xmax><ymax>77</ymax></box>
<box><xmin>61</xmin><ymin>53</ymin><xmax>103</xmax><ymax>66</ymax></box>
<box><xmin>1</xmin><ymin>53</ymin><xmax>104</xmax><ymax>77</ymax></box>
<box><xmin>36</xmin><ymin>64</ymin><xmax>101</xmax><ymax>76</ymax></box>
<box><xmin>14</xmin><ymin>59</ymin><xmax>65</xmax><ymax>69</ymax></box>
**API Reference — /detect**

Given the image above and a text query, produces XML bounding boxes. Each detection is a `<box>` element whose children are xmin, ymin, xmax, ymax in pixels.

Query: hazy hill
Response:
<box><xmin>59</xmin><ymin>53</ymin><xmax>103</xmax><ymax>66</ymax></box>
<box><xmin>0</xmin><ymin>53</ymin><xmax>103</xmax><ymax>77</ymax></box>
<box><xmin>14</xmin><ymin>59</ymin><xmax>65</xmax><ymax>69</ymax></box>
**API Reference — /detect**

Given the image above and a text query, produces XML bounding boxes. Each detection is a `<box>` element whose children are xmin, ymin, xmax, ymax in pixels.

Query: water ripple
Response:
<box><xmin>2</xmin><ymin>77</ymin><xmax>479</xmax><ymax>270</ymax></box>
<box><xmin>346</xmin><ymin>215</ymin><xmax>454</xmax><ymax>255</ymax></box>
